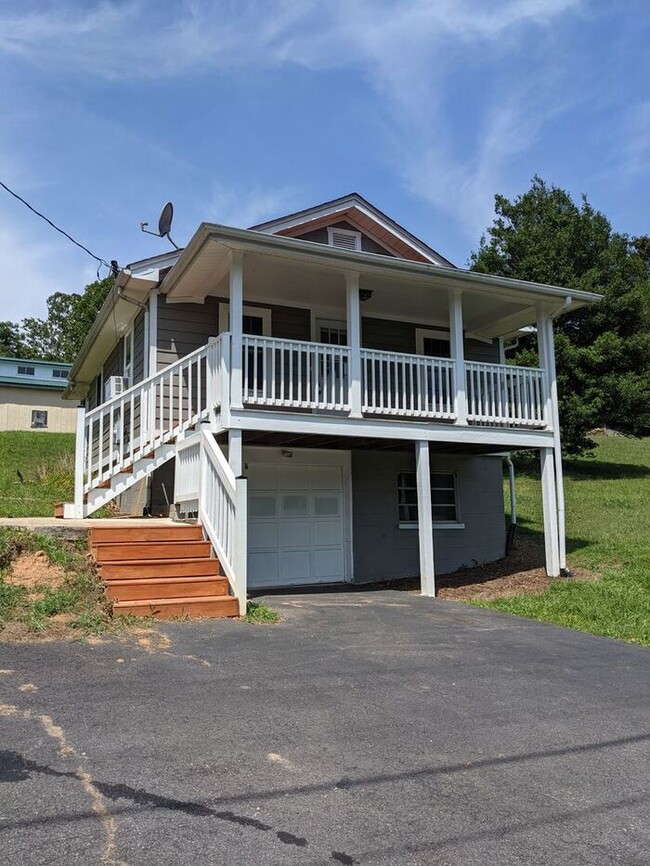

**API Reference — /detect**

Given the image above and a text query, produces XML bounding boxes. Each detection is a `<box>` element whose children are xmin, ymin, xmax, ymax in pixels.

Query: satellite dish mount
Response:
<box><xmin>140</xmin><ymin>202</ymin><xmax>179</xmax><ymax>249</ymax></box>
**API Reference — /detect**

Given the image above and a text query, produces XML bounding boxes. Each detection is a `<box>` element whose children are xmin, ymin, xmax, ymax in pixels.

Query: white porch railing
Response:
<box><xmin>466</xmin><ymin>361</ymin><xmax>546</xmax><ymax>427</ymax></box>
<box><xmin>361</xmin><ymin>349</ymin><xmax>456</xmax><ymax>419</ymax></box>
<box><xmin>83</xmin><ymin>338</ymin><xmax>220</xmax><ymax>493</ymax></box>
<box><xmin>174</xmin><ymin>429</ymin><xmax>247</xmax><ymax>615</ymax></box>
<box><xmin>242</xmin><ymin>335</ymin><xmax>350</xmax><ymax>411</ymax></box>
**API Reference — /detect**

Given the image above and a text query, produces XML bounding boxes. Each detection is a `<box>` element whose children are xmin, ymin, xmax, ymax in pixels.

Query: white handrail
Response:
<box><xmin>465</xmin><ymin>361</ymin><xmax>546</xmax><ymax>427</ymax></box>
<box><xmin>83</xmin><ymin>337</ymin><xmax>221</xmax><ymax>493</ymax></box>
<box><xmin>361</xmin><ymin>348</ymin><xmax>456</xmax><ymax>419</ymax></box>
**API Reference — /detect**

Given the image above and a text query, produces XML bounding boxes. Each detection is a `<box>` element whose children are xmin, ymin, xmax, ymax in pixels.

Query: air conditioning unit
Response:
<box><xmin>104</xmin><ymin>376</ymin><xmax>129</xmax><ymax>400</ymax></box>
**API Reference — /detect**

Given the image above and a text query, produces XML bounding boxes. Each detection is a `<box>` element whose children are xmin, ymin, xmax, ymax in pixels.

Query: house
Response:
<box><xmin>0</xmin><ymin>356</ymin><xmax>75</xmax><ymax>433</ymax></box>
<box><xmin>63</xmin><ymin>193</ymin><xmax>601</xmax><ymax>617</ymax></box>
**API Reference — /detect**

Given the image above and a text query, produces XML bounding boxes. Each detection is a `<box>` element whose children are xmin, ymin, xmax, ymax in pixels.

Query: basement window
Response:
<box><xmin>397</xmin><ymin>471</ymin><xmax>464</xmax><ymax>529</ymax></box>
<box><xmin>31</xmin><ymin>410</ymin><xmax>48</xmax><ymax>429</ymax></box>
<box><xmin>51</xmin><ymin>369</ymin><xmax>68</xmax><ymax>379</ymax></box>
<box><xmin>327</xmin><ymin>226</ymin><xmax>362</xmax><ymax>251</ymax></box>
<box><xmin>17</xmin><ymin>365</ymin><xmax>35</xmax><ymax>376</ymax></box>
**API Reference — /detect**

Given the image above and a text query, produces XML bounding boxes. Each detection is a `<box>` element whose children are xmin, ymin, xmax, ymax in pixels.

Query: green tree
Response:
<box><xmin>470</xmin><ymin>176</ymin><xmax>650</xmax><ymax>455</ymax></box>
<box><xmin>0</xmin><ymin>321</ymin><xmax>28</xmax><ymax>358</ymax></box>
<box><xmin>19</xmin><ymin>276</ymin><xmax>114</xmax><ymax>363</ymax></box>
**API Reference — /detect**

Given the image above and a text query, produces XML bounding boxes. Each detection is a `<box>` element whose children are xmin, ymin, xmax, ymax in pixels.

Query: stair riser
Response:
<box><xmin>89</xmin><ymin>526</ymin><xmax>203</xmax><ymax>544</ymax></box>
<box><xmin>93</xmin><ymin>542</ymin><xmax>212</xmax><ymax>562</ymax></box>
<box><xmin>100</xmin><ymin>560</ymin><xmax>221</xmax><ymax>580</ymax></box>
<box><xmin>113</xmin><ymin>598</ymin><xmax>239</xmax><ymax>619</ymax></box>
<box><xmin>106</xmin><ymin>579</ymin><xmax>229</xmax><ymax>601</ymax></box>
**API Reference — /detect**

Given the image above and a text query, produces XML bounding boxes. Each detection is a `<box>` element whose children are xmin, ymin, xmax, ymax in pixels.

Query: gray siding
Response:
<box><xmin>351</xmin><ymin>450</ymin><xmax>506</xmax><ymax>580</ymax></box>
<box><xmin>156</xmin><ymin>295</ymin><xmax>311</xmax><ymax>368</ymax></box>
<box><xmin>362</xmin><ymin>316</ymin><xmax>500</xmax><ymax>362</ymax></box>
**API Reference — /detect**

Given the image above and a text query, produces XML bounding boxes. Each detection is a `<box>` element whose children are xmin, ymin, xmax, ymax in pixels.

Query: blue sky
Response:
<box><xmin>0</xmin><ymin>0</ymin><xmax>648</xmax><ymax>320</ymax></box>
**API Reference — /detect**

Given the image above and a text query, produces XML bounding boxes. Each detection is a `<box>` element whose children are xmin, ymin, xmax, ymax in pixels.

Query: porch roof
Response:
<box><xmin>161</xmin><ymin>223</ymin><xmax>602</xmax><ymax>338</ymax></box>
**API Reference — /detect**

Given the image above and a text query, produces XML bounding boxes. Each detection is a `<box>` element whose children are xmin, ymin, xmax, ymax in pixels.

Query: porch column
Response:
<box><xmin>540</xmin><ymin>446</ymin><xmax>560</xmax><ymax>577</ymax></box>
<box><xmin>228</xmin><ymin>428</ymin><xmax>243</xmax><ymax>477</ymax></box>
<box><xmin>346</xmin><ymin>272</ymin><xmax>362</xmax><ymax>418</ymax></box>
<box><xmin>537</xmin><ymin>308</ymin><xmax>566</xmax><ymax>570</ymax></box>
<box><xmin>416</xmin><ymin>440</ymin><xmax>436</xmax><ymax>596</ymax></box>
<box><xmin>543</xmin><ymin>315</ymin><xmax>566</xmax><ymax>571</ymax></box>
<box><xmin>449</xmin><ymin>290</ymin><xmax>467</xmax><ymax>424</ymax></box>
<box><xmin>230</xmin><ymin>251</ymin><xmax>244</xmax><ymax>411</ymax></box>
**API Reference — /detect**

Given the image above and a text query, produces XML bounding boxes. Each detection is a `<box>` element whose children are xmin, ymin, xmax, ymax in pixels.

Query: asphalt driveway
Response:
<box><xmin>1</xmin><ymin>591</ymin><xmax>648</xmax><ymax>865</ymax></box>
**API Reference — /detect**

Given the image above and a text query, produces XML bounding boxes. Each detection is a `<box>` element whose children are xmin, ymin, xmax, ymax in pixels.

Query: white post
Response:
<box><xmin>148</xmin><ymin>290</ymin><xmax>158</xmax><ymax>375</ymax></box>
<box><xmin>543</xmin><ymin>316</ymin><xmax>567</xmax><ymax>571</ymax></box>
<box><xmin>416</xmin><ymin>440</ymin><xmax>436</xmax><ymax>596</ymax></box>
<box><xmin>540</xmin><ymin>447</ymin><xmax>560</xmax><ymax>577</ymax></box>
<box><xmin>346</xmin><ymin>272</ymin><xmax>362</xmax><ymax>418</ymax></box>
<box><xmin>233</xmin><ymin>478</ymin><xmax>248</xmax><ymax>616</ymax></box>
<box><xmin>73</xmin><ymin>406</ymin><xmax>85</xmax><ymax>518</ymax></box>
<box><xmin>536</xmin><ymin>308</ymin><xmax>554</xmax><ymax>429</ymax></box>
<box><xmin>449</xmin><ymin>290</ymin><xmax>467</xmax><ymax>424</ymax></box>
<box><xmin>220</xmin><ymin>332</ymin><xmax>232</xmax><ymax>428</ymax></box>
<box><xmin>230</xmin><ymin>251</ymin><xmax>244</xmax><ymax>410</ymax></box>
<box><xmin>228</xmin><ymin>428</ymin><xmax>243</xmax><ymax>477</ymax></box>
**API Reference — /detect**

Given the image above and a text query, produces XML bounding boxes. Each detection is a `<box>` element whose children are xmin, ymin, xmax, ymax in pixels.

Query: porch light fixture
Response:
<box><xmin>281</xmin><ymin>450</ymin><xmax>293</xmax><ymax>459</ymax></box>
<box><xmin>360</xmin><ymin>289</ymin><xmax>373</xmax><ymax>302</ymax></box>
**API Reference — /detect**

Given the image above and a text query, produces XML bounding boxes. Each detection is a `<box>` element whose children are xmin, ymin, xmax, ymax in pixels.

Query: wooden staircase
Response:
<box><xmin>89</xmin><ymin>525</ymin><xmax>239</xmax><ymax>620</ymax></box>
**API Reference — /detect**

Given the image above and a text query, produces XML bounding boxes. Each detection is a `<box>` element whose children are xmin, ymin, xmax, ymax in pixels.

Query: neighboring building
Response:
<box><xmin>0</xmin><ymin>356</ymin><xmax>76</xmax><ymax>433</ymax></box>
<box><xmin>63</xmin><ymin>193</ymin><xmax>601</xmax><ymax>614</ymax></box>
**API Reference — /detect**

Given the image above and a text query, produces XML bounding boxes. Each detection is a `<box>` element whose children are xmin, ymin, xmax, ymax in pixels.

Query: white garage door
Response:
<box><xmin>247</xmin><ymin>461</ymin><xmax>347</xmax><ymax>588</ymax></box>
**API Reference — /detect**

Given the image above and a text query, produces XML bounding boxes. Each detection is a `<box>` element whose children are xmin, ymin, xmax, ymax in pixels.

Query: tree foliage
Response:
<box><xmin>470</xmin><ymin>176</ymin><xmax>650</xmax><ymax>455</ymax></box>
<box><xmin>1</xmin><ymin>276</ymin><xmax>114</xmax><ymax>363</ymax></box>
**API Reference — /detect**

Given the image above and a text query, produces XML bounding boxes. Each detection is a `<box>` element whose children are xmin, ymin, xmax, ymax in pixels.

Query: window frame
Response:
<box><xmin>17</xmin><ymin>365</ymin><xmax>36</xmax><ymax>376</ymax></box>
<box><xmin>218</xmin><ymin>303</ymin><xmax>272</xmax><ymax>337</ymax></box>
<box><xmin>51</xmin><ymin>368</ymin><xmax>68</xmax><ymax>379</ymax></box>
<box><xmin>397</xmin><ymin>470</ymin><xmax>464</xmax><ymax>530</ymax></box>
<box><xmin>122</xmin><ymin>325</ymin><xmax>134</xmax><ymax>387</ymax></box>
<box><xmin>316</xmin><ymin>318</ymin><xmax>348</xmax><ymax>346</ymax></box>
<box><xmin>31</xmin><ymin>409</ymin><xmax>48</xmax><ymax>429</ymax></box>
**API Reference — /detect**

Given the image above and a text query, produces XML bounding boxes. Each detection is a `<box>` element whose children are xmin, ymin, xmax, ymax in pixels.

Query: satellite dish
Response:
<box><xmin>158</xmin><ymin>202</ymin><xmax>174</xmax><ymax>237</ymax></box>
<box><xmin>140</xmin><ymin>201</ymin><xmax>180</xmax><ymax>249</ymax></box>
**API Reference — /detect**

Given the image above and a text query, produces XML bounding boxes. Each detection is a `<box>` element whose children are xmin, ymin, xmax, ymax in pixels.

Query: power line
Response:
<box><xmin>0</xmin><ymin>179</ymin><xmax>118</xmax><ymax>276</ymax></box>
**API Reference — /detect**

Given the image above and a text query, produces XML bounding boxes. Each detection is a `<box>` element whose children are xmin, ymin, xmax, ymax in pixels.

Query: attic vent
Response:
<box><xmin>327</xmin><ymin>226</ymin><xmax>361</xmax><ymax>251</ymax></box>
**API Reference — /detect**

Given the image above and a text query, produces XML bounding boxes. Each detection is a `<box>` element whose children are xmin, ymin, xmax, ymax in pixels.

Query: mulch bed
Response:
<box><xmin>379</xmin><ymin>533</ymin><xmax>599</xmax><ymax>602</ymax></box>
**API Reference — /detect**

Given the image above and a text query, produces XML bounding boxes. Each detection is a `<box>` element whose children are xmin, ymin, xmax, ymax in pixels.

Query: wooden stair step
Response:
<box><xmin>93</xmin><ymin>540</ymin><xmax>212</xmax><ymax>562</ymax></box>
<box><xmin>106</xmin><ymin>576</ymin><xmax>229</xmax><ymax>601</ymax></box>
<box><xmin>113</xmin><ymin>595</ymin><xmax>238</xmax><ymax>619</ymax></box>
<box><xmin>99</xmin><ymin>557</ymin><xmax>221</xmax><ymax>581</ymax></box>
<box><xmin>89</xmin><ymin>525</ymin><xmax>203</xmax><ymax>545</ymax></box>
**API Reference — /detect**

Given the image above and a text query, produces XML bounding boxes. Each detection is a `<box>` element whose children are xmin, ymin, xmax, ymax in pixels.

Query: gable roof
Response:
<box><xmin>249</xmin><ymin>193</ymin><xmax>455</xmax><ymax>267</ymax></box>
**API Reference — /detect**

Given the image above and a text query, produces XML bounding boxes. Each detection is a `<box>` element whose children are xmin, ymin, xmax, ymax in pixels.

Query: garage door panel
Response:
<box><xmin>249</xmin><ymin>551</ymin><xmax>279</xmax><ymax>584</ymax></box>
<box><xmin>313</xmin><ymin>548</ymin><xmax>344</xmax><ymax>579</ymax></box>
<box><xmin>249</xmin><ymin>522</ymin><xmax>278</xmax><ymax>549</ymax></box>
<box><xmin>248</xmin><ymin>464</ymin><xmax>277</xmax><ymax>490</ymax></box>
<box><xmin>310</xmin><ymin>466</ymin><xmax>342</xmax><ymax>489</ymax></box>
<box><xmin>313</xmin><ymin>521</ymin><xmax>342</xmax><ymax>546</ymax></box>
<box><xmin>280</xmin><ymin>465</ymin><xmax>308</xmax><ymax>490</ymax></box>
<box><xmin>280</xmin><ymin>550</ymin><xmax>312</xmax><ymax>582</ymax></box>
<box><xmin>279</xmin><ymin>520</ymin><xmax>311</xmax><ymax>548</ymax></box>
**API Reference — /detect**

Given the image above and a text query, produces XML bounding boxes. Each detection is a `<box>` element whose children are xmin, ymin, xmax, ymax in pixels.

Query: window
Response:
<box><xmin>397</xmin><ymin>471</ymin><xmax>459</xmax><ymax>525</ymax></box>
<box><xmin>52</xmin><ymin>369</ymin><xmax>68</xmax><ymax>379</ymax></box>
<box><xmin>218</xmin><ymin>303</ymin><xmax>272</xmax><ymax>336</ymax></box>
<box><xmin>31</xmin><ymin>410</ymin><xmax>48</xmax><ymax>429</ymax></box>
<box><xmin>17</xmin><ymin>365</ymin><xmax>35</xmax><ymax>376</ymax></box>
<box><xmin>327</xmin><ymin>226</ymin><xmax>362</xmax><ymax>251</ymax></box>
<box><xmin>123</xmin><ymin>327</ymin><xmax>134</xmax><ymax>387</ymax></box>
<box><xmin>415</xmin><ymin>329</ymin><xmax>450</xmax><ymax>359</ymax></box>
<box><xmin>317</xmin><ymin>319</ymin><xmax>347</xmax><ymax>346</ymax></box>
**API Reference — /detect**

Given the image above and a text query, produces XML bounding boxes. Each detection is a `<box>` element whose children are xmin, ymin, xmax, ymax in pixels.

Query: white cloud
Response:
<box><xmin>207</xmin><ymin>183</ymin><xmax>300</xmax><ymax>228</ymax></box>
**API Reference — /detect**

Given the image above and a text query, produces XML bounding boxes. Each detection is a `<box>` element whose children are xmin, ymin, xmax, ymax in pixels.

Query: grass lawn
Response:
<box><xmin>472</xmin><ymin>434</ymin><xmax>650</xmax><ymax>645</ymax></box>
<box><xmin>0</xmin><ymin>431</ymin><xmax>75</xmax><ymax>518</ymax></box>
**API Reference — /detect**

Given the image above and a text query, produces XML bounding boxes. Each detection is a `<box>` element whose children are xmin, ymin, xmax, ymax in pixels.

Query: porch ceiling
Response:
<box><xmin>161</xmin><ymin>224</ymin><xmax>601</xmax><ymax>338</ymax></box>
<box><xmin>218</xmin><ymin>430</ymin><xmax>514</xmax><ymax>455</ymax></box>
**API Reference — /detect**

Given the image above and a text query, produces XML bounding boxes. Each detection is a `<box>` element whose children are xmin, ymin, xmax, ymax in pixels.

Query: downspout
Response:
<box><xmin>504</xmin><ymin>455</ymin><xmax>517</xmax><ymax>554</ymax></box>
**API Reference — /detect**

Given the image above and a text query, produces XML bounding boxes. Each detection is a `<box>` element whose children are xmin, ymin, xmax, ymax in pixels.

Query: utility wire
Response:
<box><xmin>0</xmin><ymin>179</ymin><xmax>118</xmax><ymax>276</ymax></box>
